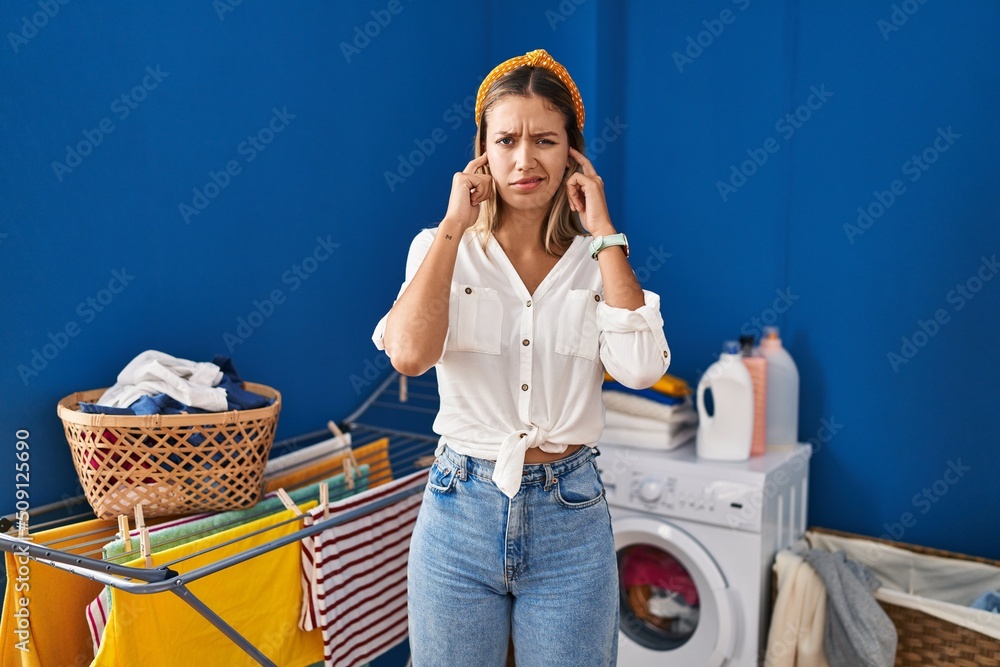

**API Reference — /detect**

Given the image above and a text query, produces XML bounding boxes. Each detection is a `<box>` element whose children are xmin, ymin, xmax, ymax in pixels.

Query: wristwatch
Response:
<box><xmin>589</xmin><ymin>233</ymin><xmax>629</xmax><ymax>260</ymax></box>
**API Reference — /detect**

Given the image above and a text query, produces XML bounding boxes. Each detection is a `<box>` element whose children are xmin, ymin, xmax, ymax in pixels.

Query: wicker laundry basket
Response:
<box><xmin>58</xmin><ymin>383</ymin><xmax>281</xmax><ymax>520</ymax></box>
<box><xmin>770</xmin><ymin>527</ymin><xmax>1000</xmax><ymax>667</ymax></box>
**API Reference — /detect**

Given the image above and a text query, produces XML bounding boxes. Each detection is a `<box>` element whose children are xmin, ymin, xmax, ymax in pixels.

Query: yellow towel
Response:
<box><xmin>0</xmin><ymin>518</ymin><xmax>120</xmax><ymax>667</ymax></box>
<box><xmin>265</xmin><ymin>437</ymin><xmax>392</xmax><ymax>493</ymax></box>
<box><xmin>92</xmin><ymin>503</ymin><xmax>323</xmax><ymax>667</ymax></box>
<box><xmin>604</xmin><ymin>372</ymin><xmax>692</xmax><ymax>397</ymax></box>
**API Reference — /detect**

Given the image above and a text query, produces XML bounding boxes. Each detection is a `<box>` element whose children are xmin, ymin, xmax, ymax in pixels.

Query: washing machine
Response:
<box><xmin>596</xmin><ymin>442</ymin><xmax>811</xmax><ymax>667</ymax></box>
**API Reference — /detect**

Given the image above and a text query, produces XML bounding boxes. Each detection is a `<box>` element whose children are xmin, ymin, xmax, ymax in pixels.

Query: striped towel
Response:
<box><xmin>86</xmin><ymin>588</ymin><xmax>112</xmax><ymax>655</ymax></box>
<box><xmin>300</xmin><ymin>469</ymin><xmax>427</xmax><ymax>667</ymax></box>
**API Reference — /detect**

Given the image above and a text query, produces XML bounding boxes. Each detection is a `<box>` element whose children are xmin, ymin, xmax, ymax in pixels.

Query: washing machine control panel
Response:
<box><xmin>633</xmin><ymin>473</ymin><xmax>761</xmax><ymax>530</ymax></box>
<box><xmin>601</xmin><ymin>464</ymin><xmax>764</xmax><ymax>531</ymax></box>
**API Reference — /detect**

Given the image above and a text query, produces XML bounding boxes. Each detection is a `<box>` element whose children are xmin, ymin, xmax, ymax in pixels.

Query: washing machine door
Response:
<box><xmin>614</xmin><ymin>515</ymin><xmax>737</xmax><ymax>667</ymax></box>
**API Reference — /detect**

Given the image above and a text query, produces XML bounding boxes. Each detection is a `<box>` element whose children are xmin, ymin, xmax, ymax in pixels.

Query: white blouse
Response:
<box><xmin>373</xmin><ymin>228</ymin><xmax>670</xmax><ymax>498</ymax></box>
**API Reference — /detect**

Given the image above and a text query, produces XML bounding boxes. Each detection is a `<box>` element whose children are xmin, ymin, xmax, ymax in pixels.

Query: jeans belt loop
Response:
<box><xmin>543</xmin><ymin>463</ymin><xmax>555</xmax><ymax>491</ymax></box>
<box><xmin>459</xmin><ymin>453</ymin><xmax>468</xmax><ymax>482</ymax></box>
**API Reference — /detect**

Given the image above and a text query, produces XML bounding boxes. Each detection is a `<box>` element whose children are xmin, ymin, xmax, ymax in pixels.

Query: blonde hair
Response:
<box><xmin>471</xmin><ymin>66</ymin><xmax>586</xmax><ymax>255</ymax></box>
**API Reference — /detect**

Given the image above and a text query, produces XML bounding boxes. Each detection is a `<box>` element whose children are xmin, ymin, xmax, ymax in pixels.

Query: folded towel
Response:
<box><xmin>605</xmin><ymin>408</ymin><xmax>697</xmax><ymax>434</ymax></box>
<box><xmin>603</xmin><ymin>382</ymin><xmax>685</xmax><ymax>406</ymax></box>
<box><xmin>603</xmin><ymin>390</ymin><xmax>695</xmax><ymax>424</ymax></box>
<box><xmin>600</xmin><ymin>425</ymin><xmax>696</xmax><ymax>451</ymax></box>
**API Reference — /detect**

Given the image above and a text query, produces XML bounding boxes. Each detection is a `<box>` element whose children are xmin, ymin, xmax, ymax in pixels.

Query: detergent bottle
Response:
<box><xmin>696</xmin><ymin>341</ymin><xmax>754</xmax><ymax>461</ymax></box>
<box><xmin>739</xmin><ymin>335</ymin><xmax>768</xmax><ymax>457</ymax></box>
<box><xmin>759</xmin><ymin>326</ymin><xmax>799</xmax><ymax>446</ymax></box>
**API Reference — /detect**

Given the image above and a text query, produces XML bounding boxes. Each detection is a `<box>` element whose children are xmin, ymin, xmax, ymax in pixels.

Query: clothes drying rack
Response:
<box><xmin>0</xmin><ymin>371</ymin><xmax>439</xmax><ymax>667</ymax></box>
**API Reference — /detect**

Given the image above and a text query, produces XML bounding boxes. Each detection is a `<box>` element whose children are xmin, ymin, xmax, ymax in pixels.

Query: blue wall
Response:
<box><xmin>618</xmin><ymin>0</ymin><xmax>1000</xmax><ymax>559</ymax></box>
<box><xmin>1</xmin><ymin>0</ymin><xmax>997</xmax><ymax>602</ymax></box>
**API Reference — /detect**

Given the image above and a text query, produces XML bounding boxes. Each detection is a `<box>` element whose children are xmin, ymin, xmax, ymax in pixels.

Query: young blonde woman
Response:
<box><xmin>373</xmin><ymin>49</ymin><xmax>670</xmax><ymax>666</ymax></box>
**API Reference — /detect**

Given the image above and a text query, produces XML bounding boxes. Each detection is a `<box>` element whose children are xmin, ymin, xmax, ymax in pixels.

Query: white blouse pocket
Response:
<box><xmin>446</xmin><ymin>284</ymin><xmax>503</xmax><ymax>355</ymax></box>
<box><xmin>555</xmin><ymin>288</ymin><xmax>601</xmax><ymax>363</ymax></box>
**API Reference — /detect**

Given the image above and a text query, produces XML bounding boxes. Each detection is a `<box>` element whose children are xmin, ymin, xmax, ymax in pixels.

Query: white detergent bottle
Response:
<box><xmin>759</xmin><ymin>326</ymin><xmax>799</xmax><ymax>447</ymax></box>
<box><xmin>696</xmin><ymin>341</ymin><xmax>754</xmax><ymax>461</ymax></box>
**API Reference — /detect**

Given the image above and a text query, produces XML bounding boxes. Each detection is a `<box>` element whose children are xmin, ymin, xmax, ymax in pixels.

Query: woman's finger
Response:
<box><xmin>469</xmin><ymin>175</ymin><xmax>491</xmax><ymax>206</ymax></box>
<box><xmin>569</xmin><ymin>147</ymin><xmax>597</xmax><ymax>177</ymax></box>
<box><xmin>463</xmin><ymin>153</ymin><xmax>489</xmax><ymax>174</ymax></box>
<box><xmin>566</xmin><ymin>177</ymin><xmax>585</xmax><ymax>213</ymax></box>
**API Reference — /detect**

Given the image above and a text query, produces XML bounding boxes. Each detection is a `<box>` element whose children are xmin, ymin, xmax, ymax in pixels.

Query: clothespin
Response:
<box><xmin>319</xmin><ymin>482</ymin><xmax>330</xmax><ymax>521</ymax></box>
<box><xmin>134</xmin><ymin>504</ymin><xmax>152</xmax><ymax>568</ymax></box>
<box><xmin>399</xmin><ymin>375</ymin><xmax>408</xmax><ymax>403</ymax></box>
<box><xmin>133</xmin><ymin>503</ymin><xmax>145</xmax><ymax>534</ymax></box>
<box><xmin>139</xmin><ymin>528</ymin><xmax>152</xmax><ymax>569</ymax></box>
<box><xmin>326</xmin><ymin>420</ymin><xmax>346</xmax><ymax>446</ymax></box>
<box><xmin>343</xmin><ymin>457</ymin><xmax>355</xmax><ymax>490</ymax></box>
<box><xmin>275</xmin><ymin>488</ymin><xmax>302</xmax><ymax>516</ymax></box>
<box><xmin>118</xmin><ymin>515</ymin><xmax>132</xmax><ymax>553</ymax></box>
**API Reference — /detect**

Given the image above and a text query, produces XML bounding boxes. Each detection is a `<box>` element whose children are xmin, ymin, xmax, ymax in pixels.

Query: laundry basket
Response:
<box><xmin>58</xmin><ymin>383</ymin><xmax>281</xmax><ymax>520</ymax></box>
<box><xmin>770</xmin><ymin>527</ymin><xmax>1000</xmax><ymax>667</ymax></box>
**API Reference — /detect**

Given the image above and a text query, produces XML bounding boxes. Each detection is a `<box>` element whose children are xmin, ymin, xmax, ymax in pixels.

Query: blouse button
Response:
<box><xmin>526</xmin><ymin>299</ymin><xmax>532</xmax><ymax>307</ymax></box>
<box><xmin>522</xmin><ymin>339</ymin><xmax>530</xmax><ymax>346</ymax></box>
<box><xmin>465</xmin><ymin>287</ymin><xmax>472</xmax><ymax>294</ymax></box>
<box><xmin>594</xmin><ymin>294</ymin><xmax>601</xmax><ymax>302</ymax></box>
<box><xmin>521</xmin><ymin>384</ymin><xmax>529</xmax><ymax>391</ymax></box>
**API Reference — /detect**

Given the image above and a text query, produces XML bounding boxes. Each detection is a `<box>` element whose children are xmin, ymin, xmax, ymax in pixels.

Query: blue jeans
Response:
<box><xmin>407</xmin><ymin>444</ymin><xmax>619</xmax><ymax>666</ymax></box>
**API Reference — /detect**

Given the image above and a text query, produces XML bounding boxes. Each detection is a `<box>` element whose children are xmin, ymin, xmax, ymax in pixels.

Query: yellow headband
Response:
<box><xmin>475</xmin><ymin>49</ymin><xmax>585</xmax><ymax>131</ymax></box>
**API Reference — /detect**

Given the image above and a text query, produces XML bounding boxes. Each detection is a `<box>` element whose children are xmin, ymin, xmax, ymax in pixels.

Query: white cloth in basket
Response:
<box><xmin>97</xmin><ymin>350</ymin><xmax>227</xmax><ymax>411</ymax></box>
<box><xmin>765</xmin><ymin>549</ymin><xmax>829</xmax><ymax>667</ymax></box>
